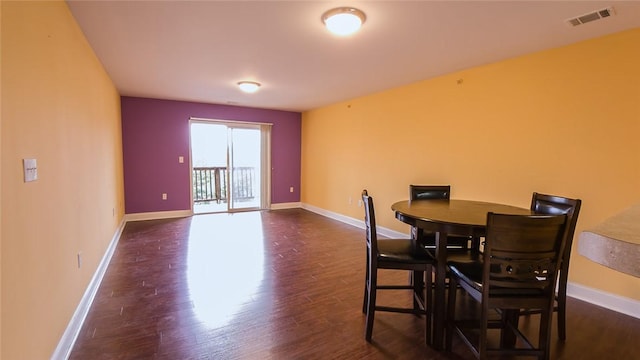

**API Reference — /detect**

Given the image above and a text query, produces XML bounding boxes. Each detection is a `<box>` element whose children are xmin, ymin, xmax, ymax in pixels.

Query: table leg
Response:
<box><xmin>411</xmin><ymin>235</ymin><xmax>425</xmax><ymax>310</ymax></box>
<box><xmin>432</xmin><ymin>231</ymin><xmax>448</xmax><ymax>350</ymax></box>
<box><xmin>500</xmin><ymin>309</ymin><xmax>519</xmax><ymax>347</ymax></box>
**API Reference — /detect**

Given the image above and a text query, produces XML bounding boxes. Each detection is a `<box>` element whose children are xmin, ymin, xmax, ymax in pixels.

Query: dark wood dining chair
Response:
<box><xmin>520</xmin><ymin>192</ymin><xmax>582</xmax><ymax>340</ymax></box>
<box><xmin>361</xmin><ymin>190</ymin><xmax>433</xmax><ymax>343</ymax></box>
<box><xmin>409</xmin><ymin>185</ymin><xmax>473</xmax><ymax>251</ymax></box>
<box><xmin>446</xmin><ymin>213</ymin><xmax>568</xmax><ymax>360</ymax></box>
<box><xmin>408</xmin><ymin>185</ymin><xmax>476</xmax><ymax>295</ymax></box>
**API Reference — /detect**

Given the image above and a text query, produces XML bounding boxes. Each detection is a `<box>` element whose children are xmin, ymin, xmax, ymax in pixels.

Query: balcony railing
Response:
<box><xmin>192</xmin><ymin>166</ymin><xmax>256</xmax><ymax>204</ymax></box>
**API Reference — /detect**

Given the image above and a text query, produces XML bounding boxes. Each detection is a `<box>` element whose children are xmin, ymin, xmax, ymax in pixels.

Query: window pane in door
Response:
<box><xmin>229</xmin><ymin>127</ymin><xmax>261</xmax><ymax>211</ymax></box>
<box><xmin>191</xmin><ymin>123</ymin><xmax>228</xmax><ymax>213</ymax></box>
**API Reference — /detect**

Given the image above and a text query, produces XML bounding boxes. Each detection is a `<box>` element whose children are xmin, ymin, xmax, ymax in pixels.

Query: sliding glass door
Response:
<box><xmin>190</xmin><ymin>119</ymin><xmax>271</xmax><ymax>213</ymax></box>
<box><xmin>228</xmin><ymin>126</ymin><xmax>261</xmax><ymax>211</ymax></box>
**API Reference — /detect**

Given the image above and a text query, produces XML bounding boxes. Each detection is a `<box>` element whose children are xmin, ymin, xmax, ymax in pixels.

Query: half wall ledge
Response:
<box><xmin>578</xmin><ymin>203</ymin><xmax>640</xmax><ymax>278</ymax></box>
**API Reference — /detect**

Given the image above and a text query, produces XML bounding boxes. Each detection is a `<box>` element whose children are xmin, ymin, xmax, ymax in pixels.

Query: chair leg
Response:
<box><xmin>362</xmin><ymin>287</ymin><xmax>368</xmax><ymax>314</ymax></box>
<box><xmin>557</xmin><ymin>293</ymin><xmax>566</xmax><ymax>341</ymax></box>
<box><xmin>500</xmin><ymin>309</ymin><xmax>519</xmax><ymax>348</ymax></box>
<box><xmin>365</xmin><ymin>269</ymin><xmax>377</xmax><ymax>341</ymax></box>
<box><xmin>540</xmin><ymin>308</ymin><xmax>553</xmax><ymax>360</ymax></box>
<box><xmin>362</xmin><ymin>250</ymin><xmax>370</xmax><ymax>314</ymax></box>
<box><xmin>471</xmin><ymin>235</ymin><xmax>481</xmax><ymax>251</ymax></box>
<box><xmin>445</xmin><ymin>275</ymin><xmax>457</xmax><ymax>351</ymax></box>
<box><xmin>425</xmin><ymin>266</ymin><xmax>433</xmax><ymax>344</ymax></box>
<box><xmin>413</xmin><ymin>270</ymin><xmax>424</xmax><ymax>311</ymax></box>
<box><xmin>557</xmin><ymin>270</ymin><xmax>568</xmax><ymax>341</ymax></box>
<box><xmin>479</xmin><ymin>302</ymin><xmax>490</xmax><ymax>359</ymax></box>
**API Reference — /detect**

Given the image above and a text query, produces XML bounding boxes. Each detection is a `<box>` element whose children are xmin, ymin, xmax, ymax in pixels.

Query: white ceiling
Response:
<box><xmin>67</xmin><ymin>1</ymin><xmax>640</xmax><ymax>112</ymax></box>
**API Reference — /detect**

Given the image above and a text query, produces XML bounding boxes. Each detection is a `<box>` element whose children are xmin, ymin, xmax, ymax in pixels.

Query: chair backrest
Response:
<box><xmin>530</xmin><ymin>193</ymin><xmax>582</xmax><ymax>268</ymax></box>
<box><xmin>482</xmin><ymin>213</ymin><xmax>567</xmax><ymax>297</ymax></box>
<box><xmin>409</xmin><ymin>185</ymin><xmax>450</xmax><ymax>201</ymax></box>
<box><xmin>409</xmin><ymin>185</ymin><xmax>471</xmax><ymax>249</ymax></box>
<box><xmin>362</xmin><ymin>190</ymin><xmax>378</xmax><ymax>256</ymax></box>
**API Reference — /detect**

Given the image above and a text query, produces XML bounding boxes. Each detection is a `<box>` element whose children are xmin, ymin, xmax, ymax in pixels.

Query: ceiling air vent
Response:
<box><xmin>566</xmin><ymin>7</ymin><xmax>615</xmax><ymax>27</ymax></box>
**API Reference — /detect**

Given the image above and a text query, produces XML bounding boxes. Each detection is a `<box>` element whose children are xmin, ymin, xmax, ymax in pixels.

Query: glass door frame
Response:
<box><xmin>189</xmin><ymin>117</ymin><xmax>272</xmax><ymax>213</ymax></box>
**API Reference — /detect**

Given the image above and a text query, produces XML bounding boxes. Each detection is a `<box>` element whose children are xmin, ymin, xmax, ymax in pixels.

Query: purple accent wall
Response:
<box><xmin>121</xmin><ymin>97</ymin><xmax>301</xmax><ymax>214</ymax></box>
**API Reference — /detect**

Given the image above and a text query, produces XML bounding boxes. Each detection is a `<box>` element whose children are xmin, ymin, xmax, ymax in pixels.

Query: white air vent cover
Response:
<box><xmin>566</xmin><ymin>6</ymin><xmax>615</xmax><ymax>27</ymax></box>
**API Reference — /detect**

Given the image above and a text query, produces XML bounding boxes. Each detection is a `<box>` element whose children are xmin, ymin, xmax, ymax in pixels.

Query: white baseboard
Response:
<box><xmin>301</xmin><ymin>203</ymin><xmax>409</xmax><ymax>239</ymax></box>
<box><xmin>301</xmin><ymin>202</ymin><xmax>640</xmax><ymax>320</ymax></box>
<box><xmin>51</xmin><ymin>219</ymin><xmax>126</xmax><ymax>360</ymax></box>
<box><xmin>124</xmin><ymin>209</ymin><xmax>192</xmax><ymax>222</ymax></box>
<box><xmin>270</xmin><ymin>202</ymin><xmax>301</xmax><ymax>210</ymax></box>
<box><xmin>568</xmin><ymin>282</ymin><xmax>640</xmax><ymax>319</ymax></box>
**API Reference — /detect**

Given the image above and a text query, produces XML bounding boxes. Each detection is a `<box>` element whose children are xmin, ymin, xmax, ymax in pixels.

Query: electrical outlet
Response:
<box><xmin>162</xmin><ymin>193</ymin><xmax>167</xmax><ymax>200</ymax></box>
<box><xmin>289</xmin><ymin>186</ymin><xmax>294</xmax><ymax>193</ymax></box>
<box><xmin>358</xmin><ymin>199</ymin><xmax>363</xmax><ymax>207</ymax></box>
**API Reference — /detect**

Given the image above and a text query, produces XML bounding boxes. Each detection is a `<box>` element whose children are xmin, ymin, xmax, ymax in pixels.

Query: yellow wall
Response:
<box><xmin>302</xmin><ymin>29</ymin><xmax>640</xmax><ymax>302</ymax></box>
<box><xmin>0</xmin><ymin>2</ymin><xmax>3</xmax><ymax>357</ymax></box>
<box><xmin>1</xmin><ymin>1</ymin><xmax>124</xmax><ymax>358</ymax></box>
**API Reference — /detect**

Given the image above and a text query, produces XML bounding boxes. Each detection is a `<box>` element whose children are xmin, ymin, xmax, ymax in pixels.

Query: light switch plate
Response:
<box><xmin>23</xmin><ymin>158</ymin><xmax>38</xmax><ymax>182</ymax></box>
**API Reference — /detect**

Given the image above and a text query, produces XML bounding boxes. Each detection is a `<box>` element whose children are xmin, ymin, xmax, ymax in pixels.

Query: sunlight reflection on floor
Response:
<box><xmin>186</xmin><ymin>212</ymin><xmax>265</xmax><ymax>328</ymax></box>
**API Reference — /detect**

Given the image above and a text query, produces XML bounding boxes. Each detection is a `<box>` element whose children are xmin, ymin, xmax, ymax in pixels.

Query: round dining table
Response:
<box><xmin>391</xmin><ymin>199</ymin><xmax>532</xmax><ymax>350</ymax></box>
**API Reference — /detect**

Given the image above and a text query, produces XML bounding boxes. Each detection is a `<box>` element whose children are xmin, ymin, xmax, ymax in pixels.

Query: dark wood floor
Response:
<box><xmin>70</xmin><ymin>209</ymin><xmax>639</xmax><ymax>359</ymax></box>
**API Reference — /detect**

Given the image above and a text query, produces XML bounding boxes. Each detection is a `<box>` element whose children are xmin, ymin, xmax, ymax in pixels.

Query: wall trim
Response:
<box><xmin>52</xmin><ymin>218</ymin><xmax>126</xmax><ymax>360</ymax></box>
<box><xmin>270</xmin><ymin>202</ymin><xmax>301</xmax><ymax>210</ymax></box>
<box><xmin>568</xmin><ymin>282</ymin><xmax>640</xmax><ymax>319</ymax></box>
<box><xmin>301</xmin><ymin>202</ymin><xmax>640</xmax><ymax>320</ymax></box>
<box><xmin>301</xmin><ymin>203</ymin><xmax>409</xmax><ymax>239</ymax></box>
<box><xmin>124</xmin><ymin>209</ymin><xmax>192</xmax><ymax>222</ymax></box>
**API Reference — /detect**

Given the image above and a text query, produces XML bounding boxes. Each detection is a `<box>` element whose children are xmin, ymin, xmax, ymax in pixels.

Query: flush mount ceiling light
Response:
<box><xmin>322</xmin><ymin>7</ymin><xmax>366</xmax><ymax>36</ymax></box>
<box><xmin>237</xmin><ymin>81</ymin><xmax>261</xmax><ymax>93</ymax></box>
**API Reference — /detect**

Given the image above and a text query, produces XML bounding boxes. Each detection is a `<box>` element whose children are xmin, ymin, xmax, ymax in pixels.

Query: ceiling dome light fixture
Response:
<box><xmin>322</xmin><ymin>7</ymin><xmax>366</xmax><ymax>36</ymax></box>
<box><xmin>237</xmin><ymin>81</ymin><xmax>261</xmax><ymax>93</ymax></box>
